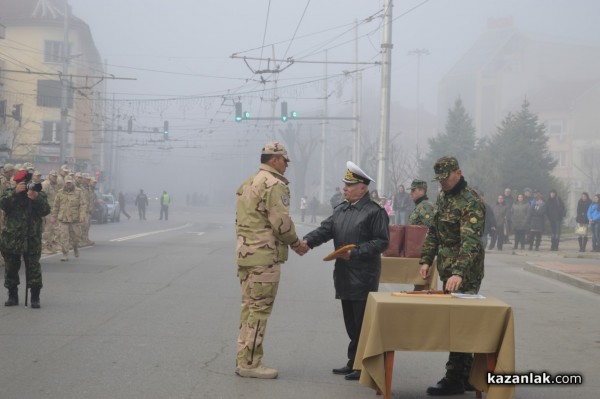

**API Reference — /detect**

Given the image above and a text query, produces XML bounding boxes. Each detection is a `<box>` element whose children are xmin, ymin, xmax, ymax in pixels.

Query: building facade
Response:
<box><xmin>0</xmin><ymin>0</ymin><xmax>104</xmax><ymax>174</ymax></box>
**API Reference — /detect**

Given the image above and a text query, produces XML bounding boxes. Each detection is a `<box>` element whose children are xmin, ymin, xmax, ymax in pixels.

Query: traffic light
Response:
<box><xmin>235</xmin><ymin>102</ymin><xmax>243</xmax><ymax>122</ymax></box>
<box><xmin>12</xmin><ymin>104</ymin><xmax>22</xmax><ymax>126</ymax></box>
<box><xmin>291</xmin><ymin>110</ymin><xmax>297</xmax><ymax>118</ymax></box>
<box><xmin>127</xmin><ymin>117</ymin><xmax>133</xmax><ymax>134</ymax></box>
<box><xmin>281</xmin><ymin>101</ymin><xmax>288</xmax><ymax>122</ymax></box>
<box><xmin>163</xmin><ymin>120</ymin><xmax>169</xmax><ymax>140</ymax></box>
<box><xmin>244</xmin><ymin>111</ymin><xmax>250</xmax><ymax>119</ymax></box>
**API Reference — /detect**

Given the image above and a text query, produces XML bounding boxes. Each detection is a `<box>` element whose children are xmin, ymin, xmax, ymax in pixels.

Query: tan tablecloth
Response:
<box><xmin>380</xmin><ymin>257</ymin><xmax>438</xmax><ymax>290</ymax></box>
<box><xmin>354</xmin><ymin>292</ymin><xmax>515</xmax><ymax>399</ymax></box>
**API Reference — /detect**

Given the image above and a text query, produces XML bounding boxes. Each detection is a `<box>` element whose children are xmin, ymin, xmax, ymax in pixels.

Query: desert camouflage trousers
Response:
<box><xmin>236</xmin><ymin>263</ymin><xmax>280</xmax><ymax>368</ymax></box>
<box><xmin>81</xmin><ymin>215</ymin><xmax>92</xmax><ymax>244</ymax></box>
<box><xmin>57</xmin><ymin>222</ymin><xmax>81</xmax><ymax>255</ymax></box>
<box><xmin>42</xmin><ymin>215</ymin><xmax>58</xmax><ymax>251</ymax></box>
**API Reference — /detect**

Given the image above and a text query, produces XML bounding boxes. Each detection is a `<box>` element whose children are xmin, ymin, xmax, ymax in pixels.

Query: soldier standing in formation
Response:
<box><xmin>419</xmin><ymin>156</ymin><xmax>485</xmax><ymax>395</ymax></box>
<box><xmin>303</xmin><ymin>161</ymin><xmax>390</xmax><ymax>381</ymax></box>
<box><xmin>80</xmin><ymin>173</ymin><xmax>95</xmax><ymax>246</ymax></box>
<box><xmin>0</xmin><ymin>164</ymin><xmax>17</xmax><ymax>268</ymax></box>
<box><xmin>408</xmin><ymin>179</ymin><xmax>434</xmax><ymax>227</ymax></box>
<box><xmin>41</xmin><ymin>170</ymin><xmax>60</xmax><ymax>254</ymax></box>
<box><xmin>1</xmin><ymin>169</ymin><xmax>51</xmax><ymax>308</ymax></box>
<box><xmin>52</xmin><ymin>176</ymin><xmax>88</xmax><ymax>261</ymax></box>
<box><xmin>235</xmin><ymin>141</ymin><xmax>307</xmax><ymax>379</ymax></box>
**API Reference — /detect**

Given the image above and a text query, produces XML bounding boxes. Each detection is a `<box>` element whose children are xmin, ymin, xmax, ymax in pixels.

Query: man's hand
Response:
<box><xmin>27</xmin><ymin>190</ymin><xmax>39</xmax><ymax>200</ymax></box>
<box><xmin>336</xmin><ymin>250</ymin><xmax>351</xmax><ymax>261</ymax></box>
<box><xmin>419</xmin><ymin>264</ymin><xmax>430</xmax><ymax>279</ymax></box>
<box><xmin>15</xmin><ymin>182</ymin><xmax>27</xmax><ymax>194</ymax></box>
<box><xmin>293</xmin><ymin>240</ymin><xmax>309</xmax><ymax>256</ymax></box>
<box><xmin>445</xmin><ymin>275</ymin><xmax>463</xmax><ymax>292</ymax></box>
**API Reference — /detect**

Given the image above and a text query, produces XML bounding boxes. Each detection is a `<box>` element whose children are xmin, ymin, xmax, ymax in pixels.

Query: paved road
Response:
<box><xmin>0</xmin><ymin>206</ymin><xmax>598</xmax><ymax>399</ymax></box>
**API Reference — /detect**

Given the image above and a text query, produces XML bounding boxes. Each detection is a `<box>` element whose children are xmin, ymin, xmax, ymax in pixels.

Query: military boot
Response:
<box><xmin>235</xmin><ymin>364</ymin><xmax>278</xmax><ymax>379</ymax></box>
<box><xmin>5</xmin><ymin>287</ymin><xmax>18</xmax><ymax>307</ymax></box>
<box><xmin>74</xmin><ymin>246</ymin><xmax>80</xmax><ymax>258</ymax></box>
<box><xmin>30</xmin><ymin>287</ymin><xmax>41</xmax><ymax>309</ymax></box>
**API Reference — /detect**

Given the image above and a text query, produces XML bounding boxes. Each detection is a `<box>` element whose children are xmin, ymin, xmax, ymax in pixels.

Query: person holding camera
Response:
<box><xmin>1</xmin><ymin>169</ymin><xmax>50</xmax><ymax>309</ymax></box>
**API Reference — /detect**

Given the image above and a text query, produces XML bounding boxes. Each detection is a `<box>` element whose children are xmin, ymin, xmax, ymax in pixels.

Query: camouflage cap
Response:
<box><xmin>410</xmin><ymin>179</ymin><xmax>427</xmax><ymax>191</ymax></box>
<box><xmin>60</xmin><ymin>165</ymin><xmax>71</xmax><ymax>173</ymax></box>
<box><xmin>74</xmin><ymin>172</ymin><xmax>82</xmax><ymax>178</ymax></box>
<box><xmin>432</xmin><ymin>156</ymin><xmax>460</xmax><ymax>182</ymax></box>
<box><xmin>64</xmin><ymin>175</ymin><xmax>74</xmax><ymax>183</ymax></box>
<box><xmin>83</xmin><ymin>173</ymin><xmax>91</xmax><ymax>179</ymax></box>
<box><xmin>33</xmin><ymin>170</ymin><xmax>42</xmax><ymax>176</ymax></box>
<box><xmin>261</xmin><ymin>141</ymin><xmax>291</xmax><ymax>162</ymax></box>
<box><xmin>3</xmin><ymin>163</ymin><xmax>14</xmax><ymax>172</ymax></box>
<box><xmin>23</xmin><ymin>162</ymin><xmax>34</xmax><ymax>170</ymax></box>
<box><xmin>49</xmin><ymin>170</ymin><xmax>58</xmax><ymax>176</ymax></box>
<box><xmin>14</xmin><ymin>163</ymin><xmax>23</xmax><ymax>171</ymax></box>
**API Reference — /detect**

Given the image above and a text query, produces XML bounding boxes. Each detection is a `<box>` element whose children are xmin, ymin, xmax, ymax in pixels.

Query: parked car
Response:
<box><xmin>92</xmin><ymin>193</ymin><xmax>108</xmax><ymax>224</ymax></box>
<box><xmin>103</xmin><ymin>194</ymin><xmax>121</xmax><ymax>222</ymax></box>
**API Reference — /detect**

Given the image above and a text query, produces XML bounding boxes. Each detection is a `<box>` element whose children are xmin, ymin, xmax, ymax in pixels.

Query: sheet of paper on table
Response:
<box><xmin>451</xmin><ymin>293</ymin><xmax>486</xmax><ymax>299</ymax></box>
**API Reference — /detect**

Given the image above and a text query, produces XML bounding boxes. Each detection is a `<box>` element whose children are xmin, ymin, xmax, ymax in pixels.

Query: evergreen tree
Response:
<box><xmin>419</xmin><ymin>98</ymin><xmax>477</xmax><ymax>180</ymax></box>
<box><xmin>473</xmin><ymin>99</ymin><xmax>558</xmax><ymax>197</ymax></box>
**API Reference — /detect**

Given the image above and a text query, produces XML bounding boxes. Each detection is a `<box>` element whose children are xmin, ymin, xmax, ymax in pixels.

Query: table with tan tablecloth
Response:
<box><xmin>380</xmin><ymin>257</ymin><xmax>438</xmax><ymax>290</ymax></box>
<box><xmin>354</xmin><ymin>292</ymin><xmax>515</xmax><ymax>399</ymax></box>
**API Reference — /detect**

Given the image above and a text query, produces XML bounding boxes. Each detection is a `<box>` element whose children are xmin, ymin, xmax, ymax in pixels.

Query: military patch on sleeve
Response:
<box><xmin>470</xmin><ymin>217</ymin><xmax>478</xmax><ymax>224</ymax></box>
<box><xmin>281</xmin><ymin>195</ymin><xmax>290</xmax><ymax>207</ymax></box>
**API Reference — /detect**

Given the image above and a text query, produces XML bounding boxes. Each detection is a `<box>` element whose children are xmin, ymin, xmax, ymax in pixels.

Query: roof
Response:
<box><xmin>0</xmin><ymin>0</ymin><xmax>86</xmax><ymax>27</ymax></box>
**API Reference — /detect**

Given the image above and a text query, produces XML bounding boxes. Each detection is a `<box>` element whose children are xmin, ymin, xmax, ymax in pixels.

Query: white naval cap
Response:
<box><xmin>342</xmin><ymin>161</ymin><xmax>375</xmax><ymax>185</ymax></box>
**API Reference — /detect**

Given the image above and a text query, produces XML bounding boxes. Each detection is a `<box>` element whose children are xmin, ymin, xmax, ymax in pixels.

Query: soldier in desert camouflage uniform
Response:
<box><xmin>408</xmin><ymin>179</ymin><xmax>434</xmax><ymax>227</ymax></box>
<box><xmin>41</xmin><ymin>170</ymin><xmax>60</xmax><ymax>253</ymax></box>
<box><xmin>80</xmin><ymin>173</ymin><xmax>94</xmax><ymax>246</ymax></box>
<box><xmin>235</xmin><ymin>141</ymin><xmax>307</xmax><ymax>379</ymax></box>
<box><xmin>419</xmin><ymin>156</ymin><xmax>485</xmax><ymax>396</ymax></box>
<box><xmin>57</xmin><ymin>165</ymin><xmax>70</xmax><ymax>189</ymax></box>
<box><xmin>52</xmin><ymin>176</ymin><xmax>88</xmax><ymax>261</ymax></box>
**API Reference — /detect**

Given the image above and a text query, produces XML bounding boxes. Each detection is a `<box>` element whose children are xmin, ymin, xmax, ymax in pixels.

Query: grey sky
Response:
<box><xmin>66</xmin><ymin>0</ymin><xmax>600</xmax><ymax>201</ymax></box>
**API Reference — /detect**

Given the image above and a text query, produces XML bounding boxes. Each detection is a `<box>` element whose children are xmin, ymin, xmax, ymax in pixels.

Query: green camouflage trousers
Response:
<box><xmin>236</xmin><ymin>263</ymin><xmax>280</xmax><ymax>368</ymax></box>
<box><xmin>2</xmin><ymin>251</ymin><xmax>43</xmax><ymax>289</ymax></box>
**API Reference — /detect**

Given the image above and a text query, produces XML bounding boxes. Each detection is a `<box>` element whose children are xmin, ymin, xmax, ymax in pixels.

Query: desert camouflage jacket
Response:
<box><xmin>419</xmin><ymin>177</ymin><xmax>485</xmax><ymax>293</ymax></box>
<box><xmin>0</xmin><ymin>189</ymin><xmax>50</xmax><ymax>254</ymax></box>
<box><xmin>236</xmin><ymin>164</ymin><xmax>300</xmax><ymax>266</ymax></box>
<box><xmin>52</xmin><ymin>187</ymin><xmax>88</xmax><ymax>223</ymax></box>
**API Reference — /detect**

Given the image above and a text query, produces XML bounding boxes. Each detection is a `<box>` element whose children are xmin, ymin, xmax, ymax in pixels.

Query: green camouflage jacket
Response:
<box><xmin>408</xmin><ymin>196</ymin><xmax>435</xmax><ymax>227</ymax></box>
<box><xmin>236</xmin><ymin>164</ymin><xmax>300</xmax><ymax>266</ymax></box>
<box><xmin>0</xmin><ymin>189</ymin><xmax>51</xmax><ymax>254</ymax></box>
<box><xmin>419</xmin><ymin>178</ymin><xmax>485</xmax><ymax>292</ymax></box>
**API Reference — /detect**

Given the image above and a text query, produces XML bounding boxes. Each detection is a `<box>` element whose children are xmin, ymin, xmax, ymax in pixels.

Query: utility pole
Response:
<box><xmin>59</xmin><ymin>0</ymin><xmax>70</xmax><ymax>164</ymax></box>
<box><xmin>408</xmin><ymin>48</ymin><xmax>429</xmax><ymax>152</ymax></box>
<box><xmin>377</xmin><ymin>0</ymin><xmax>393</xmax><ymax>195</ymax></box>
<box><xmin>319</xmin><ymin>50</ymin><xmax>328</xmax><ymax>204</ymax></box>
<box><xmin>353</xmin><ymin>20</ymin><xmax>362</xmax><ymax>163</ymax></box>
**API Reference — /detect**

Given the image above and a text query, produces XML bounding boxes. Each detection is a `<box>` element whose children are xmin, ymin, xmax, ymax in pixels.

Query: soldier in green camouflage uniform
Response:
<box><xmin>1</xmin><ymin>169</ymin><xmax>51</xmax><ymax>308</ymax></box>
<box><xmin>418</xmin><ymin>156</ymin><xmax>485</xmax><ymax>396</ymax></box>
<box><xmin>0</xmin><ymin>164</ymin><xmax>17</xmax><ymax>268</ymax></box>
<box><xmin>52</xmin><ymin>176</ymin><xmax>88</xmax><ymax>261</ymax></box>
<box><xmin>408</xmin><ymin>179</ymin><xmax>434</xmax><ymax>227</ymax></box>
<box><xmin>235</xmin><ymin>141</ymin><xmax>307</xmax><ymax>379</ymax></box>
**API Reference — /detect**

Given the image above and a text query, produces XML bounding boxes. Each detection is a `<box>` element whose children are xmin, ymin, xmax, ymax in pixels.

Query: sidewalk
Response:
<box><xmin>489</xmin><ymin>234</ymin><xmax>600</xmax><ymax>295</ymax></box>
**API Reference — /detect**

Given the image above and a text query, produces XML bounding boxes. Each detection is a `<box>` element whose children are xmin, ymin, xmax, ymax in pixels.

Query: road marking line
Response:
<box><xmin>110</xmin><ymin>223</ymin><xmax>192</xmax><ymax>242</ymax></box>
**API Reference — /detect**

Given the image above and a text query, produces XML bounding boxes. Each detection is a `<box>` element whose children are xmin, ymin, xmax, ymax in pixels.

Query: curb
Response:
<box><xmin>524</xmin><ymin>263</ymin><xmax>600</xmax><ymax>295</ymax></box>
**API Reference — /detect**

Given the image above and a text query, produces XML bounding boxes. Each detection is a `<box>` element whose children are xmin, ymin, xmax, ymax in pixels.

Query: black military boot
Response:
<box><xmin>30</xmin><ymin>287</ymin><xmax>41</xmax><ymax>309</ymax></box>
<box><xmin>426</xmin><ymin>377</ymin><xmax>465</xmax><ymax>395</ymax></box>
<box><xmin>5</xmin><ymin>287</ymin><xmax>18</xmax><ymax>306</ymax></box>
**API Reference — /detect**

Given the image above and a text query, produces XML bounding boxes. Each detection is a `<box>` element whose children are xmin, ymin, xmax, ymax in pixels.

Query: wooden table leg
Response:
<box><xmin>475</xmin><ymin>353</ymin><xmax>497</xmax><ymax>399</ymax></box>
<box><xmin>384</xmin><ymin>351</ymin><xmax>395</xmax><ymax>399</ymax></box>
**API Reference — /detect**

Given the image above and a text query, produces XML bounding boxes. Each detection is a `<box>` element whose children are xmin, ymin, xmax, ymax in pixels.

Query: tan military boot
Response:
<box><xmin>235</xmin><ymin>364</ymin><xmax>278</xmax><ymax>379</ymax></box>
<box><xmin>61</xmin><ymin>253</ymin><xmax>68</xmax><ymax>261</ymax></box>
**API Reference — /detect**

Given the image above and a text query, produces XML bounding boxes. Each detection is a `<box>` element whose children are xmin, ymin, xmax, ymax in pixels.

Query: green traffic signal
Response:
<box><xmin>244</xmin><ymin>111</ymin><xmax>251</xmax><ymax>119</ymax></box>
<box><xmin>291</xmin><ymin>110</ymin><xmax>297</xmax><ymax>118</ymax></box>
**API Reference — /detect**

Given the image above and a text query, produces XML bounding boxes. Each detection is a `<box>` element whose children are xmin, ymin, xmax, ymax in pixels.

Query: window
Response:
<box><xmin>551</xmin><ymin>151</ymin><xmax>567</xmax><ymax>168</ymax></box>
<box><xmin>546</xmin><ymin>120</ymin><xmax>565</xmax><ymax>136</ymax></box>
<box><xmin>37</xmin><ymin>80</ymin><xmax>73</xmax><ymax>108</ymax></box>
<box><xmin>42</xmin><ymin>121</ymin><xmax>61</xmax><ymax>143</ymax></box>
